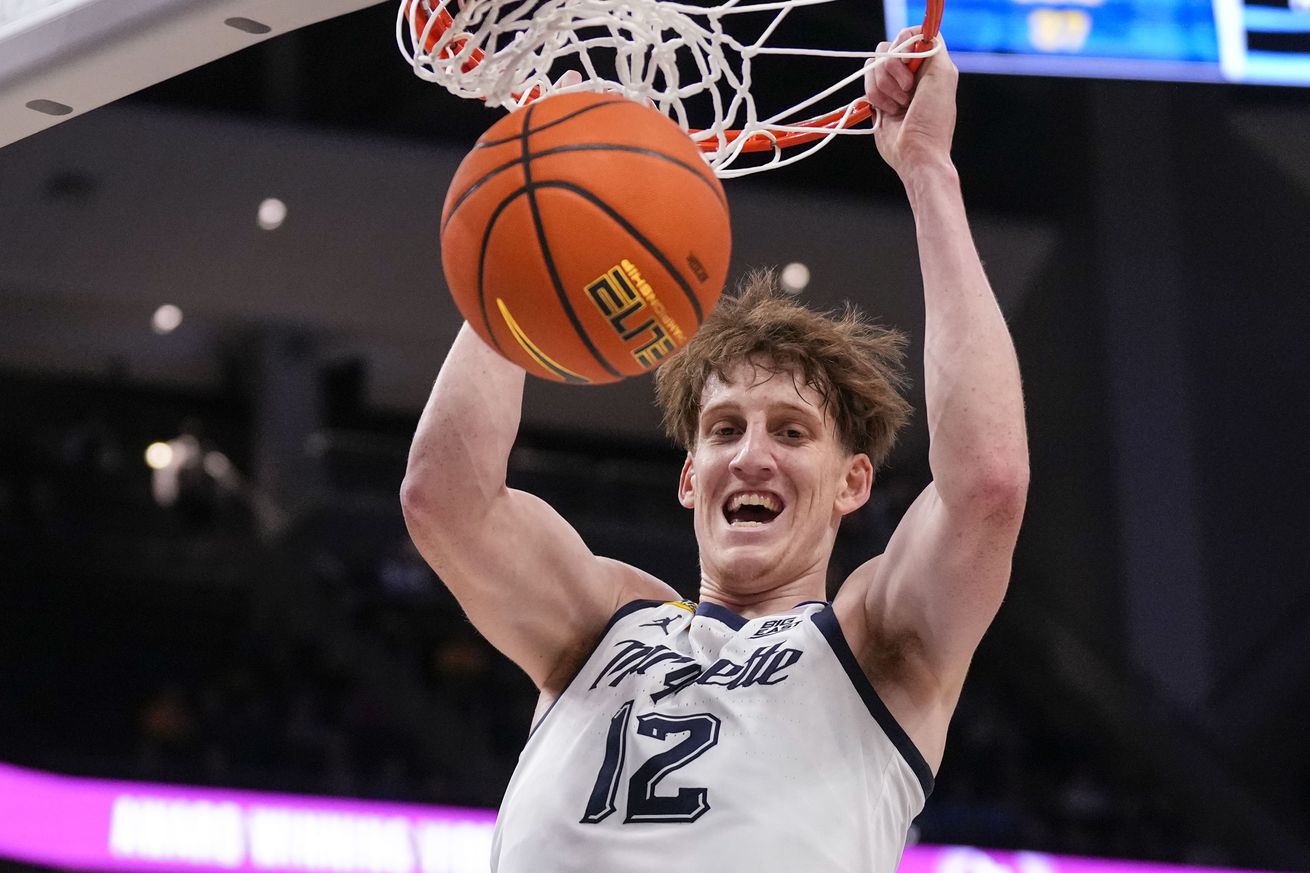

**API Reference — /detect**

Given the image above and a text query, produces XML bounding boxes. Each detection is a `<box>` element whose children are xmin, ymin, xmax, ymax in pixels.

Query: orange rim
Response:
<box><xmin>406</xmin><ymin>0</ymin><xmax>945</xmax><ymax>153</ymax></box>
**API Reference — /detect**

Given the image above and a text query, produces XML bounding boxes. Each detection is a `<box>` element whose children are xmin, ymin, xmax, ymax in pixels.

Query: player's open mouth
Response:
<box><xmin>723</xmin><ymin>491</ymin><xmax>784</xmax><ymax>527</ymax></box>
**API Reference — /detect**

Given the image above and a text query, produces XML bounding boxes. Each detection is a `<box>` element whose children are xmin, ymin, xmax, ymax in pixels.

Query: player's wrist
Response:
<box><xmin>898</xmin><ymin>156</ymin><xmax>960</xmax><ymax>205</ymax></box>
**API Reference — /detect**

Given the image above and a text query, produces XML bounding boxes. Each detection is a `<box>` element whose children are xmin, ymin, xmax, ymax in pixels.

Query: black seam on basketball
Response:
<box><xmin>443</xmin><ymin>142</ymin><xmax>724</xmax><ymax>235</ymax></box>
<box><xmin>521</xmin><ymin>104</ymin><xmax>624</xmax><ymax>380</ymax></box>
<box><xmin>443</xmin><ymin>155</ymin><xmax>523</xmax><ymax>235</ymax></box>
<box><xmin>527</xmin><ymin>144</ymin><xmax>725</xmax><ymax>208</ymax></box>
<box><xmin>475</xmin><ymin>187</ymin><xmax>525</xmax><ymax>360</ymax></box>
<box><xmin>467</xmin><ymin>184</ymin><xmax>592</xmax><ymax>384</ymax></box>
<box><xmin>476</xmin><ymin>99</ymin><xmax>629</xmax><ymax>149</ymax></box>
<box><xmin>535</xmin><ymin>180</ymin><xmax>705</xmax><ymax>324</ymax></box>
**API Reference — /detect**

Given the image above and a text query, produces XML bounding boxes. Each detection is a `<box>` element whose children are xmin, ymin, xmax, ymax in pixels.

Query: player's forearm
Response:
<box><xmin>907</xmin><ymin>161</ymin><xmax>1029</xmax><ymax>512</ymax></box>
<box><xmin>401</xmin><ymin>322</ymin><xmax>526</xmax><ymax>522</ymax></box>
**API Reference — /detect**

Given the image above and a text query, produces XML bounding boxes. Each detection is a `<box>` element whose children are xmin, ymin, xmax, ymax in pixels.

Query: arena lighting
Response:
<box><xmin>0</xmin><ymin>763</ymin><xmax>1278</xmax><ymax>873</ymax></box>
<box><xmin>151</xmin><ymin>304</ymin><xmax>183</xmax><ymax>334</ymax></box>
<box><xmin>144</xmin><ymin>441</ymin><xmax>174</xmax><ymax>470</ymax></box>
<box><xmin>203</xmin><ymin>451</ymin><xmax>233</xmax><ymax>478</ymax></box>
<box><xmin>257</xmin><ymin>198</ymin><xmax>287</xmax><ymax>231</ymax></box>
<box><xmin>780</xmin><ymin>261</ymin><xmax>811</xmax><ymax>293</ymax></box>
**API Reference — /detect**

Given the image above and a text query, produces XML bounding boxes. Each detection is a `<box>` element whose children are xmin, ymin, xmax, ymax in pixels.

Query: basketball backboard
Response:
<box><xmin>0</xmin><ymin>0</ymin><xmax>386</xmax><ymax>148</ymax></box>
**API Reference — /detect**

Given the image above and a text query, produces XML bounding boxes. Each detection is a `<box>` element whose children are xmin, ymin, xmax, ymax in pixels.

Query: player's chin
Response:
<box><xmin>714</xmin><ymin>526</ymin><xmax>786</xmax><ymax>571</ymax></box>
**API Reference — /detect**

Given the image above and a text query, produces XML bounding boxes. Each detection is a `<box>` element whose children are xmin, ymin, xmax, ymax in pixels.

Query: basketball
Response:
<box><xmin>439</xmin><ymin>92</ymin><xmax>731</xmax><ymax>384</ymax></box>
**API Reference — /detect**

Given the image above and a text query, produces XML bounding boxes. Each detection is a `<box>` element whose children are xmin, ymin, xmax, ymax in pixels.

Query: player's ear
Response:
<box><xmin>678</xmin><ymin>454</ymin><xmax>696</xmax><ymax>509</ymax></box>
<box><xmin>835</xmin><ymin>453</ymin><xmax>873</xmax><ymax>516</ymax></box>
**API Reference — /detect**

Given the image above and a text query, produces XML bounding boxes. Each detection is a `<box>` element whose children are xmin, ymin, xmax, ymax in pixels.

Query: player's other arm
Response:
<box><xmin>400</xmin><ymin>324</ymin><xmax>676</xmax><ymax>692</ymax></box>
<box><xmin>848</xmin><ymin>33</ymin><xmax>1029</xmax><ymax>722</ymax></box>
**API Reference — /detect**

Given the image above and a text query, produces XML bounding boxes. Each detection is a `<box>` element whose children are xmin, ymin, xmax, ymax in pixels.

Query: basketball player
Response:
<box><xmin>400</xmin><ymin>28</ymin><xmax>1027</xmax><ymax>873</ymax></box>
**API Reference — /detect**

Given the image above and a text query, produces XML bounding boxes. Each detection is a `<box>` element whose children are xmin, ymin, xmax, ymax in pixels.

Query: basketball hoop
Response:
<box><xmin>396</xmin><ymin>0</ymin><xmax>944</xmax><ymax>178</ymax></box>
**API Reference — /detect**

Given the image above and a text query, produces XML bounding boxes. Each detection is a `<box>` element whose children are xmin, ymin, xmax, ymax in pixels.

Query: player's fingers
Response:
<box><xmin>865</xmin><ymin>59</ymin><xmax>908</xmax><ymax>113</ymax></box>
<box><xmin>893</xmin><ymin>26</ymin><xmax>923</xmax><ymax>50</ymax></box>
<box><xmin>880</xmin><ymin>69</ymin><xmax>911</xmax><ymax>111</ymax></box>
<box><xmin>916</xmin><ymin>35</ymin><xmax>958</xmax><ymax>86</ymax></box>
<box><xmin>865</xmin><ymin>89</ymin><xmax>898</xmax><ymax>115</ymax></box>
<box><xmin>553</xmin><ymin>69</ymin><xmax>583</xmax><ymax>89</ymax></box>
<box><xmin>883</xmin><ymin>51</ymin><xmax>916</xmax><ymax>92</ymax></box>
<box><xmin>863</xmin><ymin>42</ymin><xmax>891</xmax><ymax>103</ymax></box>
<box><xmin>929</xmin><ymin>36</ymin><xmax>956</xmax><ymax>72</ymax></box>
<box><xmin>873</xmin><ymin>28</ymin><xmax>920</xmax><ymax>94</ymax></box>
<box><xmin>864</xmin><ymin>77</ymin><xmax>906</xmax><ymax>112</ymax></box>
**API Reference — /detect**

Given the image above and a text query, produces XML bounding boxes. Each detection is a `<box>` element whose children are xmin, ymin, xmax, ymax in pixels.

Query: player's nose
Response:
<box><xmin>729</xmin><ymin>426</ymin><xmax>775</xmax><ymax>479</ymax></box>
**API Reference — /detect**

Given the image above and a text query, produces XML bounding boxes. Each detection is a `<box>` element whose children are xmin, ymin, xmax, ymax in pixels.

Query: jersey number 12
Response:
<box><xmin>580</xmin><ymin>700</ymin><xmax>722</xmax><ymax>824</ymax></box>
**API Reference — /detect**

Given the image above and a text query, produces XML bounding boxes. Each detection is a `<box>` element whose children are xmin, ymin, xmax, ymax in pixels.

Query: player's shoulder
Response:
<box><xmin>604</xmin><ymin>597</ymin><xmax>697</xmax><ymax>637</ymax></box>
<box><xmin>539</xmin><ymin>586</ymin><xmax>688</xmax><ymax>700</ymax></box>
<box><xmin>597</xmin><ymin>555</ymin><xmax>681</xmax><ymax>605</ymax></box>
<box><xmin>833</xmin><ymin>552</ymin><xmax>885</xmax><ymax>614</ymax></box>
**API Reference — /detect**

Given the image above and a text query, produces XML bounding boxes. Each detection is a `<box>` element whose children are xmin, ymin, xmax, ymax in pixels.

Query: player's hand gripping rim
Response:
<box><xmin>863</xmin><ymin>27</ymin><xmax>948</xmax><ymax>134</ymax></box>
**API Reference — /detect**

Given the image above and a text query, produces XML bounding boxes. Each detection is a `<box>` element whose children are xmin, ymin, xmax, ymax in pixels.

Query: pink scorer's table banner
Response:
<box><xmin>0</xmin><ymin>762</ymin><xmax>1272</xmax><ymax>873</ymax></box>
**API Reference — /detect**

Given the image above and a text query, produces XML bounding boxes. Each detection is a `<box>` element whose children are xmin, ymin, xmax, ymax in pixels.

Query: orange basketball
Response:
<box><xmin>440</xmin><ymin>92</ymin><xmax>731</xmax><ymax>384</ymax></box>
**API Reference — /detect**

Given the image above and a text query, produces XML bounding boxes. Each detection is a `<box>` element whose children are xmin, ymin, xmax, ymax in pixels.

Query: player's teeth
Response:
<box><xmin>728</xmin><ymin>493</ymin><xmax>780</xmax><ymax>512</ymax></box>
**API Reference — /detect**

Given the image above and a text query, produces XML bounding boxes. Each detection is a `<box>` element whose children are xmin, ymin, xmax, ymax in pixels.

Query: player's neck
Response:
<box><xmin>696</xmin><ymin>572</ymin><xmax>828</xmax><ymax>619</ymax></box>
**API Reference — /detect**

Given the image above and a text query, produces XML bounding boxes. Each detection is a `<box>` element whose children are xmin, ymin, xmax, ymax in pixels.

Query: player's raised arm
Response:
<box><xmin>849</xmin><ymin>32</ymin><xmax>1029</xmax><ymax>735</ymax></box>
<box><xmin>400</xmin><ymin>325</ymin><xmax>676</xmax><ymax>692</ymax></box>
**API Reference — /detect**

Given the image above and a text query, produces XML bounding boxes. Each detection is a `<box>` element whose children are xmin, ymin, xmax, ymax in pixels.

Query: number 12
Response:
<box><xmin>580</xmin><ymin>700</ymin><xmax>722</xmax><ymax>824</ymax></box>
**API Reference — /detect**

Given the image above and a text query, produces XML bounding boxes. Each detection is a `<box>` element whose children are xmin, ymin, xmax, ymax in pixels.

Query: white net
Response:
<box><xmin>395</xmin><ymin>0</ymin><xmax>940</xmax><ymax>178</ymax></box>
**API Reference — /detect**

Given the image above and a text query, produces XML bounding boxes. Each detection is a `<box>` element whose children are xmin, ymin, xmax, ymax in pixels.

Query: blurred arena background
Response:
<box><xmin>2</xmin><ymin>1</ymin><xmax>1310</xmax><ymax>871</ymax></box>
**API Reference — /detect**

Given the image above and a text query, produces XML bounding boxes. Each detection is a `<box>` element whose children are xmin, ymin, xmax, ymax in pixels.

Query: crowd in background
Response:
<box><xmin>0</xmin><ymin>375</ymin><xmax>1235</xmax><ymax>867</ymax></box>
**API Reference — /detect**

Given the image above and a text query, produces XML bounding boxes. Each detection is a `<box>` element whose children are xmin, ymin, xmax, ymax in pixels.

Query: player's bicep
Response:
<box><xmin>859</xmin><ymin>481</ymin><xmax>1022</xmax><ymax>686</ymax></box>
<box><xmin>405</xmin><ymin>486</ymin><xmax>673</xmax><ymax>690</ymax></box>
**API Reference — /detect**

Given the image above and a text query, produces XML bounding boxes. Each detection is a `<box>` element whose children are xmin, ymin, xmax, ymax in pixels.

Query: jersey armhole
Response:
<box><xmin>526</xmin><ymin>598</ymin><xmax>668</xmax><ymax>738</ymax></box>
<box><xmin>810</xmin><ymin>605</ymin><xmax>936</xmax><ymax>800</ymax></box>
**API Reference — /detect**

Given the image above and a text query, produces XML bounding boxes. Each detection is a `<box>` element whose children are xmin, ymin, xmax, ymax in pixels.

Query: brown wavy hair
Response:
<box><xmin>654</xmin><ymin>270</ymin><xmax>912</xmax><ymax>469</ymax></box>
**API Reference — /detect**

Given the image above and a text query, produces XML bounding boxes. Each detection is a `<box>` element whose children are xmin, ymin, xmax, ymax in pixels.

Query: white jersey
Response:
<box><xmin>491</xmin><ymin>598</ymin><xmax>934</xmax><ymax>873</ymax></box>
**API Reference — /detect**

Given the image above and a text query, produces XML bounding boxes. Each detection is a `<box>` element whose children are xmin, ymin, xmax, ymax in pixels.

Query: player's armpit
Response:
<box><xmin>404</xmin><ymin>482</ymin><xmax>675</xmax><ymax>691</ymax></box>
<box><xmin>836</xmin><ymin>477</ymin><xmax>1024</xmax><ymax>762</ymax></box>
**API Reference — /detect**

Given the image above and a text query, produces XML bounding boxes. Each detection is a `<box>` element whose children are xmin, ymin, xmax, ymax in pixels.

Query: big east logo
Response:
<box><xmin>749</xmin><ymin>616</ymin><xmax>803</xmax><ymax>639</ymax></box>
